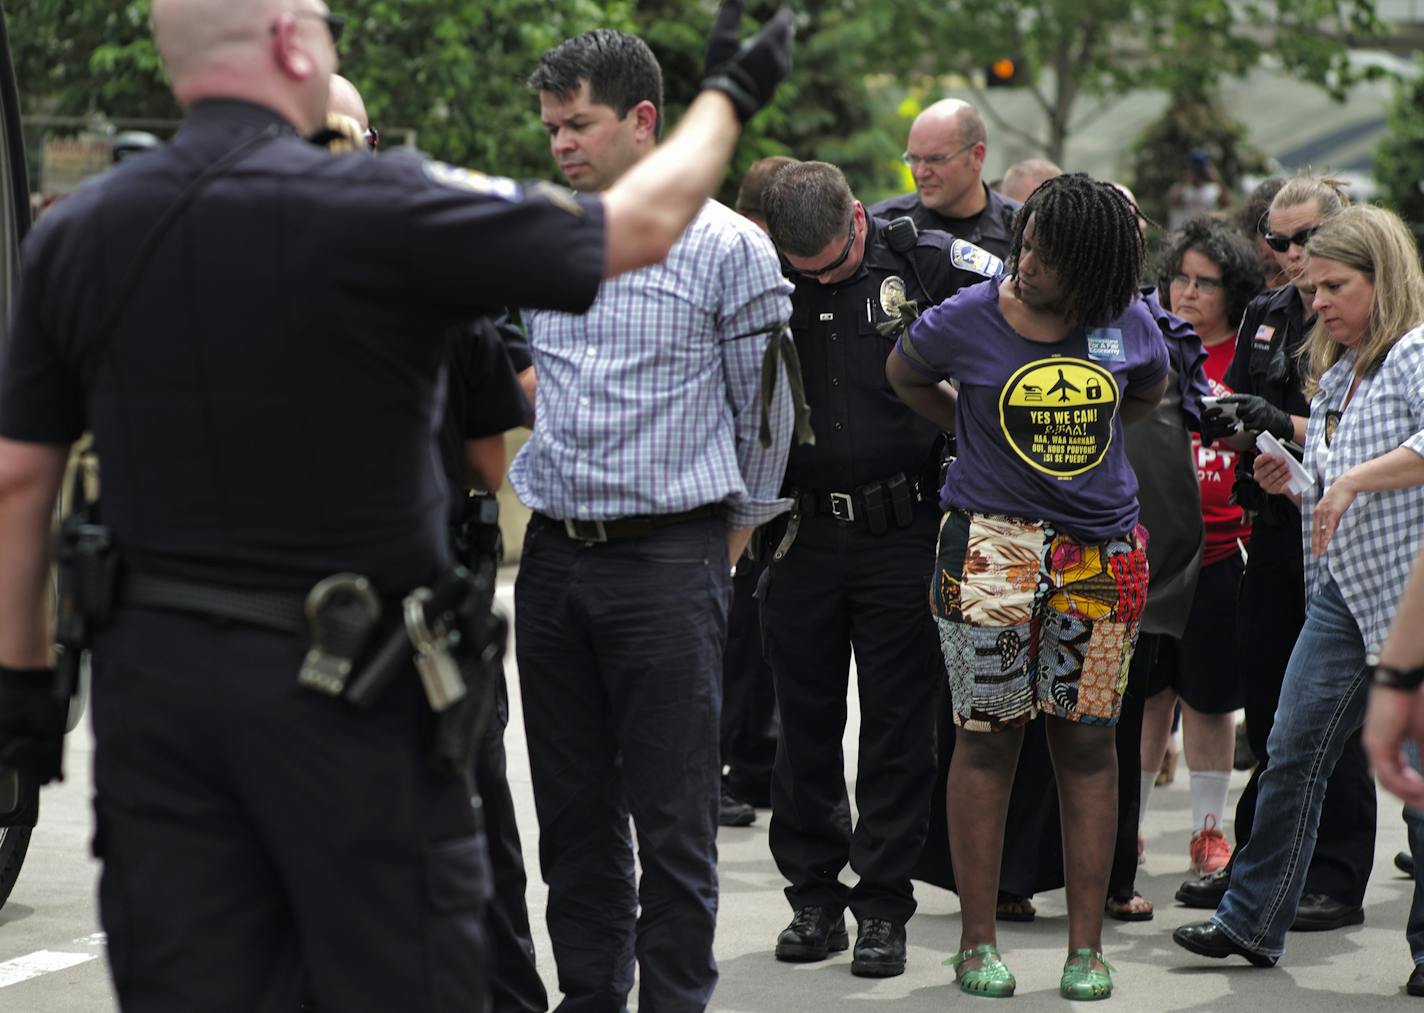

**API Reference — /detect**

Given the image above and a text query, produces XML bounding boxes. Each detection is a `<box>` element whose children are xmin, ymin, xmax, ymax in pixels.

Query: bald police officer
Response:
<box><xmin>872</xmin><ymin>99</ymin><xmax>1019</xmax><ymax>261</ymax></box>
<box><xmin>0</xmin><ymin>0</ymin><xmax>793</xmax><ymax>1008</ymax></box>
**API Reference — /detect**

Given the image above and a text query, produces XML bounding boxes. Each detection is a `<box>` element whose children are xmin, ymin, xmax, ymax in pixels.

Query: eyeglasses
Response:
<box><xmin>793</xmin><ymin>218</ymin><xmax>856</xmax><ymax>278</ymax></box>
<box><xmin>1263</xmin><ymin>225</ymin><xmax>1318</xmax><ymax>254</ymax></box>
<box><xmin>284</xmin><ymin>10</ymin><xmax>346</xmax><ymax>44</ymax></box>
<box><xmin>900</xmin><ymin>140</ymin><xmax>976</xmax><ymax>169</ymax></box>
<box><xmin>1170</xmin><ymin>272</ymin><xmax>1224</xmax><ymax>293</ymax></box>
<box><xmin>363</xmin><ymin>126</ymin><xmax>379</xmax><ymax>150</ymax></box>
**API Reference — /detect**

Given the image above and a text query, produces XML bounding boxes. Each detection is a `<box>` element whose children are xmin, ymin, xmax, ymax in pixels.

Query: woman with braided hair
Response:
<box><xmin>889</xmin><ymin>173</ymin><xmax>1169</xmax><ymax>1000</ymax></box>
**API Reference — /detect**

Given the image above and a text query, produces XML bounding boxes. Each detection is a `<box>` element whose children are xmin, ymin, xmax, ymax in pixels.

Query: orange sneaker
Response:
<box><xmin>1189</xmin><ymin>815</ymin><xmax>1232</xmax><ymax>876</ymax></box>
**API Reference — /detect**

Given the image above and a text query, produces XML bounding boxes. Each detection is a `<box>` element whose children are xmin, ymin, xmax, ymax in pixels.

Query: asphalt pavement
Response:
<box><xmin>1</xmin><ymin>573</ymin><xmax>1419</xmax><ymax>1010</ymax></box>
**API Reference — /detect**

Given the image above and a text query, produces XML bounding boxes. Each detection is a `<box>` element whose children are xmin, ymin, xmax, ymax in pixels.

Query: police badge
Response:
<box><xmin>876</xmin><ymin>276</ymin><xmax>919</xmax><ymax>337</ymax></box>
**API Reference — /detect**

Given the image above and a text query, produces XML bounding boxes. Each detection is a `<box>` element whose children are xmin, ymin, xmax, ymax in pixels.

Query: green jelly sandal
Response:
<box><xmin>945</xmin><ymin>943</ymin><xmax>1017</xmax><ymax>999</ymax></box>
<box><xmin>1060</xmin><ymin>948</ymin><xmax>1116</xmax><ymax>1001</ymax></box>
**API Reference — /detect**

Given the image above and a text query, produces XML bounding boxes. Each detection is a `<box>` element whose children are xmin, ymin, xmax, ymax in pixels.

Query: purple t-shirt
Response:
<box><xmin>899</xmin><ymin>279</ymin><xmax>1169</xmax><ymax>542</ymax></box>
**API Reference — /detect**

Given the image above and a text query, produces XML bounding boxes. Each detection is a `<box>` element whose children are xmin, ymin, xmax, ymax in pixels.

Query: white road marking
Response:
<box><xmin>69</xmin><ymin>933</ymin><xmax>106</xmax><ymax>947</ymax></box>
<box><xmin>0</xmin><ymin>949</ymin><xmax>97</xmax><ymax>988</ymax></box>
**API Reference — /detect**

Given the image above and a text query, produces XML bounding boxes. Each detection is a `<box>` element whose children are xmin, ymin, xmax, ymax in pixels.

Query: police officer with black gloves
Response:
<box><xmin>758</xmin><ymin>160</ymin><xmax>1001</xmax><ymax>978</ymax></box>
<box><xmin>0</xmin><ymin>0</ymin><xmax>793</xmax><ymax>1008</ymax></box>
<box><xmin>1185</xmin><ymin>176</ymin><xmax>1375</xmax><ymax>931</ymax></box>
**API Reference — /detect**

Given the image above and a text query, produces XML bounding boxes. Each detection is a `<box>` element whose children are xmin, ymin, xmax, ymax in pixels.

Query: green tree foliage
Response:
<box><xmin>878</xmin><ymin>0</ymin><xmax>1386</xmax><ymax>165</ymax></box>
<box><xmin>1128</xmin><ymin>89</ymin><xmax>1270</xmax><ymax>229</ymax></box>
<box><xmin>1373</xmin><ymin>56</ymin><xmax>1424</xmax><ymax>233</ymax></box>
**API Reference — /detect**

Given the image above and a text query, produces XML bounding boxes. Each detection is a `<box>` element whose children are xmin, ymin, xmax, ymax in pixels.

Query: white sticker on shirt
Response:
<box><xmin>949</xmin><ymin>239</ymin><xmax>1003</xmax><ymax>279</ymax></box>
<box><xmin>423</xmin><ymin>160</ymin><xmax>520</xmax><ymax>200</ymax></box>
<box><xmin>1085</xmin><ymin>328</ymin><xmax>1125</xmax><ymax>362</ymax></box>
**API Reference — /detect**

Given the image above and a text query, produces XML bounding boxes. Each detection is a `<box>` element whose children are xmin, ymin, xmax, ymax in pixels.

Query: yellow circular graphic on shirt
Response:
<box><xmin>998</xmin><ymin>357</ymin><xmax>1119</xmax><ymax>477</ymax></box>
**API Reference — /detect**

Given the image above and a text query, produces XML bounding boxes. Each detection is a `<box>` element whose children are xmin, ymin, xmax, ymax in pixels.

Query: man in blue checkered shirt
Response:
<box><xmin>510</xmin><ymin>26</ymin><xmax>795</xmax><ymax>1013</ymax></box>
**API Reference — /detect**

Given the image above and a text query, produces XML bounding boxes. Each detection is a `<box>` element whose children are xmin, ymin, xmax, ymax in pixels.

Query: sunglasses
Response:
<box><xmin>1263</xmin><ymin>225</ymin><xmax>1318</xmax><ymax>254</ymax></box>
<box><xmin>793</xmin><ymin>218</ymin><xmax>856</xmax><ymax>278</ymax></box>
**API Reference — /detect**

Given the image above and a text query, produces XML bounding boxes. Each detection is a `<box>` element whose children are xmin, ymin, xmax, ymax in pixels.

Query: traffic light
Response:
<box><xmin>985</xmin><ymin>57</ymin><xmax>1022</xmax><ymax>88</ymax></box>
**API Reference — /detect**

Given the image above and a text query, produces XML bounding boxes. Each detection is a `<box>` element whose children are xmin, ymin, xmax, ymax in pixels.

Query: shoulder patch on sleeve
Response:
<box><xmin>422</xmin><ymin>160</ymin><xmax>521</xmax><ymax>200</ymax></box>
<box><xmin>949</xmin><ymin>238</ymin><xmax>1003</xmax><ymax>279</ymax></box>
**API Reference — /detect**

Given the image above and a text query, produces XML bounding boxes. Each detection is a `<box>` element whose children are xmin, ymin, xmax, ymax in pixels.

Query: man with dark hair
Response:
<box><xmin>513</xmin><ymin>21</ymin><xmax>796</xmax><ymax>1012</ymax></box>
<box><xmin>735</xmin><ymin>154</ymin><xmax>797</xmax><ymax>230</ymax></box>
<box><xmin>872</xmin><ymin>98</ymin><xmax>1020</xmax><ymax>260</ymax></box>
<box><xmin>759</xmin><ymin>159</ymin><xmax>1001</xmax><ymax>978</ymax></box>
<box><xmin>0</xmin><ymin>0</ymin><xmax>793</xmax><ymax>1007</ymax></box>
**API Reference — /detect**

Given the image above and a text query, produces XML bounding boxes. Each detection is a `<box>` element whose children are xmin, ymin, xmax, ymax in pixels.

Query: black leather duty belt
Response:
<box><xmin>801</xmin><ymin>473</ymin><xmax>924</xmax><ymax>524</ymax></box>
<box><xmin>124</xmin><ymin>573</ymin><xmax>307</xmax><ymax>635</ymax></box>
<box><xmin>539</xmin><ymin>504</ymin><xmax>722</xmax><ymax>544</ymax></box>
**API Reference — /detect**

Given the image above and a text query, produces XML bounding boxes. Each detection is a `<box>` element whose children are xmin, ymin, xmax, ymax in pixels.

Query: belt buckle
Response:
<box><xmin>564</xmin><ymin>518</ymin><xmax>608</xmax><ymax>543</ymax></box>
<box><xmin>828</xmin><ymin>492</ymin><xmax>856</xmax><ymax>523</ymax></box>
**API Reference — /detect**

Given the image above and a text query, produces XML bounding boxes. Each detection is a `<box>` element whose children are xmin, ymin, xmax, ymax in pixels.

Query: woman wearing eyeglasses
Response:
<box><xmin>1175</xmin><ymin>203</ymin><xmax>1424</xmax><ymax>968</ymax></box>
<box><xmin>1136</xmin><ymin>218</ymin><xmax>1263</xmax><ymax>882</ymax></box>
<box><xmin>1176</xmin><ymin>176</ymin><xmax>1378</xmax><ymax>932</ymax></box>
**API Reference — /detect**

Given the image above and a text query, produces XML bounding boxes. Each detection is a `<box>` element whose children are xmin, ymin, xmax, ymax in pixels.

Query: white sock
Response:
<box><xmin>1138</xmin><ymin>769</ymin><xmax>1157</xmax><ymax>828</ymax></box>
<box><xmin>1190</xmin><ymin>770</ymin><xmax>1232</xmax><ymax>833</ymax></box>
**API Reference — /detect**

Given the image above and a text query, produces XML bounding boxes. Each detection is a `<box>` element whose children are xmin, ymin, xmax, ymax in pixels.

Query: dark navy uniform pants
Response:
<box><xmin>91</xmin><ymin>607</ymin><xmax>489</xmax><ymax>1013</ymax></box>
<box><xmin>514</xmin><ymin>514</ymin><xmax>729</xmax><ymax>1013</ymax></box>
<box><xmin>1231</xmin><ymin>518</ymin><xmax>1376</xmax><ymax>906</ymax></box>
<box><xmin>762</xmin><ymin>503</ymin><xmax>941</xmax><ymax>926</ymax></box>
<box><xmin>476</xmin><ymin>671</ymin><xmax>548</xmax><ymax>1013</ymax></box>
<box><xmin>721</xmin><ymin>559</ymin><xmax>778</xmax><ymax>798</ymax></box>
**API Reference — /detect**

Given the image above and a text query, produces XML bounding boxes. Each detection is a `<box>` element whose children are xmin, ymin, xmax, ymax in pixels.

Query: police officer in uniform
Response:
<box><xmin>0</xmin><ymin>0</ymin><xmax>794</xmax><ymax>1008</ymax></box>
<box><xmin>1182</xmin><ymin>176</ymin><xmax>1375</xmax><ymax>930</ymax></box>
<box><xmin>759</xmin><ymin>160</ymin><xmax>1001</xmax><ymax>977</ymax></box>
<box><xmin>871</xmin><ymin>99</ymin><xmax>1019</xmax><ymax>261</ymax></box>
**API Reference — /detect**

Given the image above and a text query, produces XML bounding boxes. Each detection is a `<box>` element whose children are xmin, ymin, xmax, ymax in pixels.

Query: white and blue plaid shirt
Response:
<box><xmin>1302</xmin><ymin>325</ymin><xmax>1424</xmax><ymax>652</ymax></box>
<box><xmin>511</xmin><ymin>200</ymin><xmax>794</xmax><ymax>528</ymax></box>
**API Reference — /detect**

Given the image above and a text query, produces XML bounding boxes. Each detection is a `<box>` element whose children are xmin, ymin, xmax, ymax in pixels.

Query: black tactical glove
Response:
<box><xmin>0</xmin><ymin>666</ymin><xmax>67</xmax><ymax>784</ymax></box>
<box><xmin>1198</xmin><ymin>402</ymin><xmax>1240</xmax><ymax>445</ymax></box>
<box><xmin>1220</xmin><ymin>393</ymin><xmax>1293</xmax><ymax>441</ymax></box>
<box><xmin>700</xmin><ymin>2</ymin><xmax>795</xmax><ymax>124</ymax></box>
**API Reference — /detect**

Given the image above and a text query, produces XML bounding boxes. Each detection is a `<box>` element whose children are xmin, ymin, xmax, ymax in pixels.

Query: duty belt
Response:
<box><xmin>541</xmin><ymin>504</ymin><xmax>721</xmax><ymax>544</ymax></box>
<box><xmin>124</xmin><ymin>573</ymin><xmax>307</xmax><ymax>635</ymax></box>
<box><xmin>800</xmin><ymin>473</ymin><xmax>926</xmax><ymax>524</ymax></box>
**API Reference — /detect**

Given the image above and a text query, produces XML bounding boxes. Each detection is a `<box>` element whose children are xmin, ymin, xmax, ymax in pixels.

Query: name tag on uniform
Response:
<box><xmin>1253</xmin><ymin>324</ymin><xmax>1275</xmax><ymax>347</ymax></box>
<box><xmin>819</xmin><ymin>312</ymin><xmax>835</xmax><ymax>321</ymax></box>
<box><xmin>1085</xmin><ymin>328</ymin><xmax>1125</xmax><ymax>362</ymax></box>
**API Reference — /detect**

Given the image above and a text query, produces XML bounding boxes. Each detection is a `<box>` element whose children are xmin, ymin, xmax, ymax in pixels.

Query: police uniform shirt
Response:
<box><xmin>784</xmin><ymin>216</ymin><xmax>1000</xmax><ymax>493</ymax></box>
<box><xmin>1223</xmin><ymin>282</ymin><xmax>1312</xmax><ymax>419</ymax></box>
<box><xmin>437</xmin><ymin>318</ymin><xmax>530</xmax><ymax>494</ymax></box>
<box><xmin>0</xmin><ymin>99</ymin><xmax>605</xmax><ymax>593</ymax></box>
<box><xmin>870</xmin><ymin>185</ymin><xmax>1020</xmax><ymax>261</ymax></box>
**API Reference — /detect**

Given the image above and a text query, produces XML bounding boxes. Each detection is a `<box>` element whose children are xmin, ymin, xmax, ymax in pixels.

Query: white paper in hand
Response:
<box><xmin>1255</xmin><ymin>431</ymin><xmax>1313</xmax><ymax>496</ymax></box>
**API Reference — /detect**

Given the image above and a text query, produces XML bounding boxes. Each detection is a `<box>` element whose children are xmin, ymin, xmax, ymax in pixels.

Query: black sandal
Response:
<box><xmin>995</xmin><ymin>892</ymin><xmax>1036</xmax><ymax>922</ymax></box>
<box><xmin>1105</xmin><ymin>890</ymin><xmax>1154</xmax><ymax>922</ymax></box>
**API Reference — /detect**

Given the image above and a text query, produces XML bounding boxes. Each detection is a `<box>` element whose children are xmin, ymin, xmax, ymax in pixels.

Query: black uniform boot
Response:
<box><xmin>774</xmin><ymin>907</ymin><xmax>848</xmax><ymax>962</ymax></box>
<box><xmin>851</xmin><ymin>918</ymin><xmax>906</xmax><ymax>977</ymax></box>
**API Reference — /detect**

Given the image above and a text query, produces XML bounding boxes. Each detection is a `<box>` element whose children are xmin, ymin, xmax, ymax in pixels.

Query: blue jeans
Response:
<box><xmin>1212</xmin><ymin>577</ymin><xmax>1370</xmax><ymax>958</ymax></box>
<box><xmin>1404</xmin><ymin>742</ymin><xmax>1424</xmax><ymax>965</ymax></box>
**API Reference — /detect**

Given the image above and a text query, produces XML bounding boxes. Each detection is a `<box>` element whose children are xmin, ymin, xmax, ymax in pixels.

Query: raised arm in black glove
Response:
<box><xmin>701</xmin><ymin>2</ymin><xmax>795</xmax><ymax>124</ymax></box>
<box><xmin>1219</xmin><ymin>393</ymin><xmax>1294</xmax><ymax>441</ymax></box>
<box><xmin>0</xmin><ymin>666</ymin><xmax>68</xmax><ymax>784</ymax></box>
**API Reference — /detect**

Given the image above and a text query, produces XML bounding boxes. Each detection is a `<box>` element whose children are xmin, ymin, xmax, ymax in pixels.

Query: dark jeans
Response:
<box><xmin>476</xmin><ymin>672</ymin><xmax>548</xmax><ymax>1013</ymax></box>
<box><xmin>721</xmin><ymin>559</ymin><xmax>778</xmax><ymax>796</ymax></box>
<box><xmin>1231</xmin><ymin>520</ymin><xmax>1375</xmax><ymax>906</ymax></box>
<box><xmin>762</xmin><ymin>505</ymin><xmax>940</xmax><ymax>926</ymax></box>
<box><xmin>91</xmin><ymin>607</ymin><xmax>488</xmax><ymax>1013</ymax></box>
<box><xmin>515</xmin><ymin>515</ymin><xmax>730</xmax><ymax>1013</ymax></box>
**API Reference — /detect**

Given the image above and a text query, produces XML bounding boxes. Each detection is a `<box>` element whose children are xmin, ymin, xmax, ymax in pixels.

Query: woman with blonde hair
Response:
<box><xmin>1175</xmin><ymin>203</ymin><xmax>1424</xmax><ymax>968</ymax></box>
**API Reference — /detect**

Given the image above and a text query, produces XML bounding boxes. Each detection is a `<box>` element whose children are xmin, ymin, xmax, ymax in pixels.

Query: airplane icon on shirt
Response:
<box><xmin>1048</xmin><ymin>369</ymin><xmax>1080</xmax><ymax>402</ymax></box>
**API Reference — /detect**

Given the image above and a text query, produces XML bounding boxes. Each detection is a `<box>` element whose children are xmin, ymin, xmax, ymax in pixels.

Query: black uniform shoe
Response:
<box><xmin>719</xmin><ymin>787</ymin><xmax>755</xmax><ymax>827</ymax></box>
<box><xmin>850</xmin><ymin>918</ymin><xmax>906</xmax><ymax>978</ymax></box>
<box><xmin>1175</xmin><ymin>867</ymin><xmax>1230</xmax><ymax>909</ymax></box>
<box><xmin>1172</xmin><ymin>922</ymin><xmax>1277</xmax><ymax>967</ymax></box>
<box><xmin>1398</xmin><ymin>850</ymin><xmax>1416</xmax><ymax>877</ymax></box>
<box><xmin>1291</xmin><ymin>893</ymin><xmax>1364</xmax><ymax>932</ymax></box>
<box><xmin>725</xmin><ymin>776</ymin><xmax>773</xmax><ymax>809</ymax></box>
<box><xmin>1407</xmin><ymin>963</ymin><xmax>1424</xmax><ymax>997</ymax></box>
<box><xmin>775</xmin><ymin>907</ymin><xmax>849</xmax><ymax>963</ymax></box>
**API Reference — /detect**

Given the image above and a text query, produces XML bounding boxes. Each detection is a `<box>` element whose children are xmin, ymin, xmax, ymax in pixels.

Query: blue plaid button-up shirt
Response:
<box><xmin>511</xmin><ymin>200</ymin><xmax>794</xmax><ymax>528</ymax></box>
<box><xmin>1302</xmin><ymin>325</ymin><xmax>1424</xmax><ymax>652</ymax></box>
